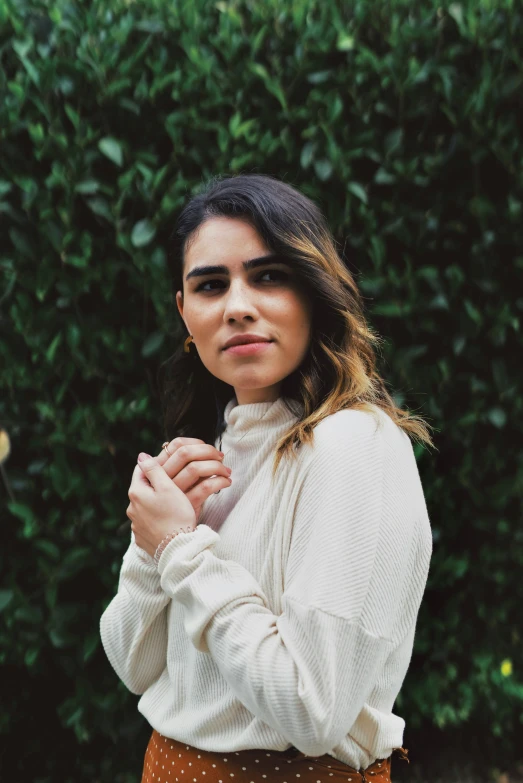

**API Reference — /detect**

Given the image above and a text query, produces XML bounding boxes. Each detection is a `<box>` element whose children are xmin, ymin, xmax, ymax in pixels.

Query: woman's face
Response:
<box><xmin>176</xmin><ymin>216</ymin><xmax>313</xmax><ymax>405</ymax></box>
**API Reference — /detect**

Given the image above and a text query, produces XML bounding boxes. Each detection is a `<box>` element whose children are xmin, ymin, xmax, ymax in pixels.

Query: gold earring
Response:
<box><xmin>183</xmin><ymin>334</ymin><xmax>194</xmax><ymax>353</ymax></box>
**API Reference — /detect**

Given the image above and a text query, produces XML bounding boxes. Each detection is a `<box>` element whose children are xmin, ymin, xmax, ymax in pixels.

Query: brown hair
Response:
<box><xmin>158</xmin><ymin>173</ymin><xmax>435</xmax><ymax>479</ymax></box>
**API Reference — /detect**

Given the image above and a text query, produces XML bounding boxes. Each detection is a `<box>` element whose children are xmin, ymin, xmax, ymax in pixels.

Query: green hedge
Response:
<box><xmin>1</xmin><ymin>0</ymin><xmax>522</xmax><ymax>780</ymax></box>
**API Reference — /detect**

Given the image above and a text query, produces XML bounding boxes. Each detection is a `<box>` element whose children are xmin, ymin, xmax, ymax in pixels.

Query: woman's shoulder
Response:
<box><xmin>314</xmin><ymin>403</ymin><xmax>398</xmax><ymax>443</ymax></box>
<box><xmin>297</xmin><ymin>404</ymin><xmax>415</xmax><ymax>484</ymax></box>
<box><xmin>295</xmin><ymin>403</ymin><xmax>411</xmax><ymax>470</ymax></box>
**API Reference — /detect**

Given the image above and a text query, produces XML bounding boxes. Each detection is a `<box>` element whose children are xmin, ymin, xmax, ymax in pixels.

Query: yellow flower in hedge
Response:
<box><xmin>0</xmin><ymin>429</ymin><xmax>10</xmax><ymax>464</ymax></box>
<box><xmin>500</xmin><ymin>659</ymin><xmax>512</xmax><ymax>677</ymax></box>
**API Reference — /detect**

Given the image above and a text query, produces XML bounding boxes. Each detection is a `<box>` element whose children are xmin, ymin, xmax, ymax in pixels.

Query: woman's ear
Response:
<box><xmin>175</xmin><ymin>291</ymin><xmax>185</xmax><ymax>323</ymax></box>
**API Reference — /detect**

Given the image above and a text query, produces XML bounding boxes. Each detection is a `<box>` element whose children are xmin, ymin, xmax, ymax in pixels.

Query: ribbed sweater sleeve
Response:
<box><xmin>100</xmin><ymin>532</ymin><xmax>171</xmax><ymax>695</ymax></box>
<box><xmin>153</xmin><ymin>409</ymin><xmax>428</xmax><ymax>757</ymax></box>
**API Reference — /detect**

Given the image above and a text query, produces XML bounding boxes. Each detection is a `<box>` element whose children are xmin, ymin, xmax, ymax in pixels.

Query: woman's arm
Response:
<box><xmin>99</xmin><ymin>531</ymin><xmax>170</xmax><ymax>695</ymax></box>
<box><xmin>152</xmin><ymin>408</ymin><xmax>432</xmax><ymax>756</ymax></box>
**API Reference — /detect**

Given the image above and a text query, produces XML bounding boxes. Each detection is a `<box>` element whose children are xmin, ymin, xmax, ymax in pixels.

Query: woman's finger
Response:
<box><xmin>157</xmin><ymin>443</ymin><xmax>225</xmax><ymax>481</ymax></box>
<box><xmin>171</xmin><ymin>458</ymin><xmax>231</xmax><ymax>493</ymax></box>
<box><xmin>186</xmin><ymin>474</ymin><xmax>232</xmax><ymax>509</ymax></box>
<box><xmin>128</xmin><ymin>463</ymin><xmax>151</xmax><ymax>501</ymax></box>
<box><xmin>155</xmin><ymin>437</ymin><xmax>204</xmax><ymax>466</ymax></box>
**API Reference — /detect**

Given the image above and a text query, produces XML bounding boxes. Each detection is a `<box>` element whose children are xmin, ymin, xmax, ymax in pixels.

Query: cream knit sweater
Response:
<box><xmin>100</xmin><ymin>395</ymin><xmax>432</xmax><ymax>769</ymax></box>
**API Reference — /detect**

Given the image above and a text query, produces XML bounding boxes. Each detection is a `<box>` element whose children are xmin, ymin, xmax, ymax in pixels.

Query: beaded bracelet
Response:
<box><xmin>153</xmin><ymin>525</ymin><xmax>195</xmax><ymax>566</ymax></box>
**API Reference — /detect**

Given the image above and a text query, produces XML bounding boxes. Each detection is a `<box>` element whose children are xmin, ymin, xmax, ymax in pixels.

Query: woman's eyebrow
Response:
<box><xmin>185</xmin><ymin>253</ymin><xmax>288</xmax><ymax>281</ymax></box>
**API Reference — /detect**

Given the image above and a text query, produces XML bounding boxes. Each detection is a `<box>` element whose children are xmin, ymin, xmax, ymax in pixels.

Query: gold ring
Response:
<box><xmin>162</xmin><ymin>441</ymin><xmax>173</xmax><ymax>457</ymax></box>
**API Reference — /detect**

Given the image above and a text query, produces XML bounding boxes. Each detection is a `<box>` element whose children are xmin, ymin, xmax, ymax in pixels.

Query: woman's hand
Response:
<box><xmin>126</xmin><ymin>439</ymin><xmax>232</xmax><ymax>559</ymax></box>
<box><xmin>144</xmin><ymin>438</ymin><xmax>232</xmax><ymax>523</ymax></box>
<box><xmin>126</xmin><ymin>454</ymin><xmax>199</xmax><ymax>559</ymax></box>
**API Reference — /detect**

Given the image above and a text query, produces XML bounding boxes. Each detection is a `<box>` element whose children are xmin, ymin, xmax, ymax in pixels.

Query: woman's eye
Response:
<box><xmin>260</xmin><ymin>270</ymin><xmax>289</xmax><ymax>283</ymax></box>
<box><xmin>195</xmin><ymin>270</ymin><xmax>288</xmax><ymax>293</ymax></box>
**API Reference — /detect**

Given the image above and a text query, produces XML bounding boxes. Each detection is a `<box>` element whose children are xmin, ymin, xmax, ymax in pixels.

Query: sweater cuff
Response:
<box><xmin>156</xmin><ymin>523</ymin><xmax>220</xmax><ymax>575</ymax></box>
<box><xmin>130</xmin><ymin>539</ymin><xmax>158</xmax><ymax>569</ymax></box>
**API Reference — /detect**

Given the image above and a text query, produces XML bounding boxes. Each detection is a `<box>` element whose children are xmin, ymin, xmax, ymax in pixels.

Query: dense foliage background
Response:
<box><xmin>1</xmin><ymin>0</ymin><xmax>521</xmax><ymax>781</ymax></box>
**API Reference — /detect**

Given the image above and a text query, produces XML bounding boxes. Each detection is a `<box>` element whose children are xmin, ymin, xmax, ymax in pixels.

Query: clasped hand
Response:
<box><xmin>126</xmin><ymin>438</ymin><xmax>232</xmax><ymax>559</ymax></box>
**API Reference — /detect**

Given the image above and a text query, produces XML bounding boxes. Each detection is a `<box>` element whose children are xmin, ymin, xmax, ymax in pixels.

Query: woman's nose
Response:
<box><xmin>222</xmin><ymin>282</ymin><xmax>258</xmax><ymax>319</ymax></box>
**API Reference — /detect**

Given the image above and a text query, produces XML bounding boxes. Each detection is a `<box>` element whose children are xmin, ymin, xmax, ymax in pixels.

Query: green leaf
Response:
<box><xmin>75</xmin><ymin>180</ymin><xmax>100</xmax><ymax>194</ymax></box>
<box><xmin>9</xmin><ymin>228</ymin><xmax>34</xmax><ymax>258</ymax></box>
<box><xmin>134</xmin><ymin>19</ymin><xmax>165</xmax><ymax>33</ymax></box>
<box><xmin>252</xmin><ymin>25</ymin><xmax>267</xmax><ymax>54</ymax></box>
<box><xmin>59</xmin><ymin>547</ymin><xmax>92</xmax><ymax>576</ymax></box>
<box><xmin>453</xmin><ymin>336</ymin><xmax>466</xmax><ymax>355</ymax></box>
<box><xmin>98</xmin><ymin>137</ymin><xmax>123</xmax><ymax>167</ymax></box>
<box><xmin>131</xmin><ymin>219</ymin><xmax>156</xmax><ymax>247</ymax></box>
<box><xmin>374</xmin><ymin>168</ymin><xmax>396</xmax><ymax>185</ymax></box>
<box><xmin>0</xmin><ymin>590</ymin><xmax>14</xmax><ymax>612</ymax></box>
<box><xmin>142</xmin><ymin>331</ymin><xmax>165</xmax><ymax>358</ymax></box>
<box><xmin>25</xmin><ymin>648</ymin><xmax>39</xmax><ymax>667</ymax></box>
<box><xmin>300</xmin><ymin>142</ymin><xmax>316</xmax><ymax>169</ymax></box>
<box><xmin>372</xmin><ymin>302</ymin><xmax>408</xmax><ymax>316</ymax></box>
<box><xmin>46</xmin><ymin>332</ymin><xmax>63</xmax><ymax>362</ymax></box>
<box><xmin>34</xmin><ymin>540</ymin><xmax>61</xmax><ymax>560</ymax></box>
<box><xmin>448</xmin><ymin>3</ymin><xmax>464</xmax><ymax>28</ymax></box>
<box><xmin>487</xmin><ymin>408</ymin><xmax>506</xmax><ymax>428</ymax></box>
<box><xmin>464</xmin><ymin>299</ymin><xmax>482</xmax><ymax>325</ymax></box>
<box><xmin>337</xmin><ymin>34</ymin><xmax>355</xmax><ymax>51</ymax></box>
<box><xmin>82</xmin><ymin>633</ymin><xmax>100</xmax><ymax>663</ymax></box>
<box><xmin>229</xmin><ymin>112</ymin><xmax>241</xmax><ymax>138</ymax></box>
<box><xmin>49</xmin><ymin>628</ymin><xmax>70</xmax><ymax>648</ymax></box>
<box><xmin>347</xmin><ymin>181</ymin><xmax>368</xmax><ymax>204</ymax></box>
<box><xmin>29</xmin><ymin>123</ymin><xmax>44</xmax><ymax>144</ymax></box>
<box><xmin>249</xmin><ymin>62</ymin><xmax>270</xmax><ymax>81</ymax></box>
<box><xmin>384</xmin><ymin>128</ymin><xmax>403</xmax><ymax>157</ymax></box>
<box><xmin>7</xmin><ymin>502</ymin><xmax>38</xmax><ymax>538</ymax></box>
<box><xmin>12</xmin><ymin>39</ymin><xmax>32</xmax><ymax>59</ymax></box>
<box><xmin>307</xmin><ymin>70</ymin><xmax>332</xmax><ymax>84</ymax></box>
<box><xmin>247</xmin><ymin>62</ymin><xmax>287</xmax><ymax>110</ymax></box>
<box><xmin>314</xmin><ymin>159</ymin><xmax>333</xmax><ymax>181</ymax></box>
<box><xmin>86</xmin><ymin>197</ymin><xmax>112</xmax><ymax>222</ymax></box>
<box><xmin>65</xmin><ymin>104</ymin><xmax>80</xmax><ymax>129</ymax></box>
<box><xmin>19</xmin><ymin>55</ymin><xmax>40</xmax><ymax>86</ymax></box>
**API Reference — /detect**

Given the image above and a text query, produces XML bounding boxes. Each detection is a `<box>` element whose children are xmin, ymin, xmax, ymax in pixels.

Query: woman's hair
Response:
<box><xmin>158</xmin><ymin>173</ymin><xmax>435</xmax><ymax>478</ymax></box>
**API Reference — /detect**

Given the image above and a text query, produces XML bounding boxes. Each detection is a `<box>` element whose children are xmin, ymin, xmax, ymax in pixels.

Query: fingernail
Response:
<box><xmin>226</xmin><ymin>467</ymin><xmax>232</xmax><ymax>474</ymax></box>
<box><xmin>138</xmin><ymin>452</ymin><xmax>151</xmax><ymax>462</ymax></box>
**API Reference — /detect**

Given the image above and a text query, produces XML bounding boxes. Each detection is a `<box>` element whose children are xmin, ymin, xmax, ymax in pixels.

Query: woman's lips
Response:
<box><xmin>223</xmin><ymin>341</ymin><xmax>274</xmax><ymax>356</ymax></box>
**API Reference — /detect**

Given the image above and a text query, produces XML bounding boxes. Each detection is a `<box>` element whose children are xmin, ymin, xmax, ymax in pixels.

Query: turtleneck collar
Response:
<box><xmin>221</xmin><ymin>395</ymin><xmax>303</xmax><ymax>443</ymax></box>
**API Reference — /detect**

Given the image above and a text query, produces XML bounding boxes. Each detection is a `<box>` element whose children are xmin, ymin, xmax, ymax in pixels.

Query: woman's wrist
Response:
<box><xmin>153</xmin><ymin>526</ymin><xmax>195</xmax><ymax>566</ymax></box>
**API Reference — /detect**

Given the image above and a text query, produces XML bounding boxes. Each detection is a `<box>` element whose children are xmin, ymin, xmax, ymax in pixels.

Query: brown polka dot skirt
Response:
<box><xmin>141</xmin><ymin>729</ymin><xmax>410</xmax><ymax>783</ymax></box>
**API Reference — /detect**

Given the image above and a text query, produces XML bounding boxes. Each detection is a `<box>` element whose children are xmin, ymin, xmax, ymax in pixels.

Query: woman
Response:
<box><xmin>100</xmin><ymin>173</ymin><xmax>434</xmax><ymax>782</ymax></box>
